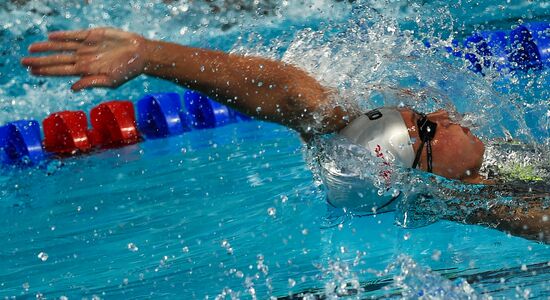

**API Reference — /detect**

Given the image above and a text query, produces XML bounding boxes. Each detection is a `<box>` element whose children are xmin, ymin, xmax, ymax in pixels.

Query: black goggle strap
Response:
<box><xmin>411</xmin><ymin>114</ymin><xmax>437</xmax><ymax>173</ymax></box>
<box><xmin>426</xmin><ymin>138</ymin><xmax>433</xmax><ymax>172</ymax></box>
<box><xmin>412</xmin><ymin>140</ymin><xmax>425</xmax><ymax>169</ymax></box>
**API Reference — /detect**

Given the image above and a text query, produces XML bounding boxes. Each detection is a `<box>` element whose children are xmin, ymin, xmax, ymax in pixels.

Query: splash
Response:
<box><xmin>480</xmin><ymin>140</ymin><xmax>550</xmax><ymax>182</ymax></box>
<box><xmin>297</xmin><ymin>254</ymin><xmax>482</xmax><ymax>299</ymax></box>
<box><xmin>279</xmin><ymin>4</ymin><xmax>503</xmax><ymax>139</ymax></box>
<box><xmin>273</xmin><ymin>2</ymin><xmax>550</xmax><ymax>230</ymax></box>
<box><xmin>387</xmin><ymin>255</ymin><xmax>482</xmax><ymax>299</ymax></box>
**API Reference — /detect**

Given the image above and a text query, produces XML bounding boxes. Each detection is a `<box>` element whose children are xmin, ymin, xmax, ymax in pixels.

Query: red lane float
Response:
<box><xmin>43</xmin><ymin>101</ymin><xmax>140</xmax><ymax>155</ymax></box>
<box><xmin>89</xmin><ymin>101</ymin><xmax>140</xmax><ymax>147</ymax></box>
<box><xmin>43</xmin><ymin>111</ymin><xmax>92</xmax><ymax>154</ymax></box>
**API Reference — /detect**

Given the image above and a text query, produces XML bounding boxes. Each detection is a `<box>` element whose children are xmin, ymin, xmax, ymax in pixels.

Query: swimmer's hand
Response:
<box><xmin>21</xmin><ymin>28</ymin><xmax>148</xmax><ymax>91</ymax></box>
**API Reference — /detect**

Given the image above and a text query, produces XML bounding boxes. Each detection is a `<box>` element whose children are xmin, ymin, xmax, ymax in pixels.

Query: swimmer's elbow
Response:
<box><xmin>283</xmin><ymin>83</ymin><xmax>328</xmax><ymax>132</ymax></box>
<box><xmin>285</xmin><ymin>85</ymin><xmax>356</xmax><ymax>135</ymax></box>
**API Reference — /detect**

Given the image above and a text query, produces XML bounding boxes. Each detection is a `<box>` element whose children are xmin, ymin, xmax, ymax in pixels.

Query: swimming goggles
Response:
<box><xmin>411</xmin><ymin>113</ymin><xmax>437</xmax><ymax>173</ymax></box>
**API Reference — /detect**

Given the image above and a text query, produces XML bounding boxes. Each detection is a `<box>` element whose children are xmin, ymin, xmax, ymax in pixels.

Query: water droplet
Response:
<box><xmin>127</xmin><ymin>243</ymin><xmax>139</xmax><ymax>252</ymax></box>
<box><xmin>431</xmin><ymin>250</ymin><xmax>441</xmax><ymax>261</ymax></box>
<box><xmin>127</xmin><ymin>56</ymin><xmax>137</xmax><ymax>64</ymax></box>
<box><xmin>221</xmin><ymin>240</ymin><xmax>233</xmax><ymax>255</ymax></box>
<box><xmin>37</xmin><ymin>252</ymin><xmax>48</xmax><ymax>261</ymax></box>
<box><xmin>521</xmin><ymin>264</ymin><xmax>527</xmax><ymax>271</ymax></box>
<box><xmin>182</xmin><ymin>246</ymin><xmax>189</xmax><ymax>253</ymax></box>
<box><xmin>288</xmin><ymin>278</ymin><xmax>296</xmax><ymax>288</ymax></box>
<box><xmin>391</xmin><ymin>189</ymin><xmax>400</xmax><ymax>197</ymax></box>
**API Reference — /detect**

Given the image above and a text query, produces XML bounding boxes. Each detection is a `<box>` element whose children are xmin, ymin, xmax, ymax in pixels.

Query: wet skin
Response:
<box><xmin>399</xmin><ymin>109</ymin><xmax>485</xmax><ymax>182</ymax></box>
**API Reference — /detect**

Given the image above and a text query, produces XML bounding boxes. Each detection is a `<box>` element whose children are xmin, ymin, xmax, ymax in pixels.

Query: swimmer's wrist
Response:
<box><xmin>142</xmin><ymin>38</ymin><xmax>159</xmax><ymax>75</ymax></box>
<box><xmin>142</xmin><ymin>39</ymin><xmax>192</xmax><ymax>77</ymax></box>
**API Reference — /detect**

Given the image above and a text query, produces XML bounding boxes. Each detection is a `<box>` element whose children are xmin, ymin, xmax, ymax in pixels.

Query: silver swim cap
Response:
<box><xmin>339</xmin><ymin>107</ymin><xmax>415</xmax><ymax>167</ymax></box>
<box><xmin>319</xmin><ymin>107</ymin><xmax>415</xmax><ymax>213</ymax></box>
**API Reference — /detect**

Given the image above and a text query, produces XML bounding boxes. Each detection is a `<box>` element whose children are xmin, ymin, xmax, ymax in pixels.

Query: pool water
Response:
<box><xmin>0</xmin><ymin>0</ymin><xmax>549</xmax><ymax>299</ymax></box>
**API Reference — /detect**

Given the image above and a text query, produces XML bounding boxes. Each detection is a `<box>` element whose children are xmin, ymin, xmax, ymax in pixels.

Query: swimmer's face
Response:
<box><xmin>399</xmin><ymin>109</ymin><xmax>485</xmax><ymax>181</ymax></box>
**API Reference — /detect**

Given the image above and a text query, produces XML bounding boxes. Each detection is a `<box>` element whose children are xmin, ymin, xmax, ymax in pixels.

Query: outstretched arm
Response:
<box><xmin>445</xmin><ymin>194</ymin><xmax>550</xmax><ymax>244</ymax></box>
<box><xmin>21</xmin><ymin>27</ymin><xmax>353</xmax><ymax>135</ymax></box>
<box><xmin>464</xmin><ymin>201</ymin><xmax>550</xmax><ymax>244</ymax></box>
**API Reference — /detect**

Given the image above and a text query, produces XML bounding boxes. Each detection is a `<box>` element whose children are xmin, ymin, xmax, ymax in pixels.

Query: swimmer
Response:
<box><xmin>21</xmin><ymin>27</ymin><xmax>549</xmax><ymax>243</ymax></box>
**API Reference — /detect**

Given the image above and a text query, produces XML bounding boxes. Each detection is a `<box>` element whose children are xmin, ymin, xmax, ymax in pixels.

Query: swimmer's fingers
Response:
<box><xmin>72</xmin><ymin>75</ymin><xmax>113</xmax><ymax>91</ymax></box>
<box><xmin>28</xmin><ymin>41</ymin><xmax>83</xmax><ymax>53</ymax></box>
<box><xmin>48</xmin><ymin>30</ymin><xmax>91</xmax><ymax>42</ymax></box>
<box><xmin>30</xmin><ymin>65</ymin><xmax>79</xmax><ymax>76</ymax></box>
<box><xmin>21</xmin><ymin>54</ymin><xmax>77</xmax><ymax>67</ymax></box>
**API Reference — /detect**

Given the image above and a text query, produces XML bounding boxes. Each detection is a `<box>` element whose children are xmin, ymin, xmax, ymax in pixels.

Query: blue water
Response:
<box><xmin>0</xmin><ymin>0</ymin><xmax>549</xmax><ymax>299</ymax></box>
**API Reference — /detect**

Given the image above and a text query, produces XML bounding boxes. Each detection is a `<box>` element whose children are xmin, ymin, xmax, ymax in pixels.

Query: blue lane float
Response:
<box><xmin>0</xmin><ymin>90</ymin><xmax>251</xmax><ymax>167</ymax></box>
<box><xmin>183</xmin><ymin>90</ymin><xmax>237</xmax><ymax>129</ymax></box>
<box><xmin>514</xmin><ymin>22</ymin><xmax>550</xmax><ymax>68</ymax></box>
<box><xmin>137</xmin><ymin>92</ymin><xmax>190</xmax><ymax>138</ymax></box>
<box><xmin>438</xmin><ymin>22</ymin><xmax>550</xmax><ymax>73</ymax></box>
<box><xmin>0</xmin><ymin>120</ymin><xmax>45</xmax><ymax>165</ymax></box>
<box><xmin>463</xmin><ymin>30</ymin><xmax>510</xmax><ymax>72</ymax></box>
<box><xmin>525</xmin><ymin>22</ymin><xmax>550</xmax><ymax>67</ymax></box>
<box><xmin>183</xmin><ymin>90</ymin><xmax>252</xmax><ymax>129</ymax></box>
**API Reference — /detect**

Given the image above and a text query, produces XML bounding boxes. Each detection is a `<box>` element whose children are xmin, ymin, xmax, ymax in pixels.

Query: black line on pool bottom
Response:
<box><xmin>276</xmin><ymin>261</ymin><xmax>550</xmax><ymax>299</ymax></box>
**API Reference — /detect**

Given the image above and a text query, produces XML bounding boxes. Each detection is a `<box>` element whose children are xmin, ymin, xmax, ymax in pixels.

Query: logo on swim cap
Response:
<box><xmin>366</xmin><ymin>109</ymin><xmax>383</xmax><ymax>120</ymax></box>
<box><xmin>338</xmin><ymin>107</ymin><xmax>415</xmax><ymax>167</ymax></box>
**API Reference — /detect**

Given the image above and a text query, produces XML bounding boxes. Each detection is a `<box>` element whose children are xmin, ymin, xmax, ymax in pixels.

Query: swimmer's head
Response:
<box><xmin>339</xmin><ymin>107</ymin><xmax>485</xmax><ymax>181</ymax></box>
<box><xmin>339</xmin><ymin>108</ymin><xmax>416</xmax><ymax>167</ymax></box>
